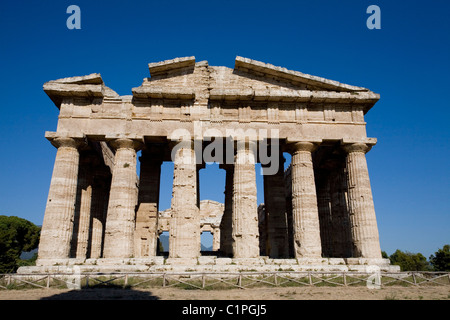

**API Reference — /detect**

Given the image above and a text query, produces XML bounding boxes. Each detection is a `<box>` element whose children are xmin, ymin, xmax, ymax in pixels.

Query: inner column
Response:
<box><xmin>263</xmin><ymin>153</ymin><xmax>289</xmax><ymax>258</ymax></box>
<box><xmin>134</xmin><ymin>147</ymin><xmax>162</xmax><ymax>257</ymax></box>
<box><xmin>219</xmin><ymin>164</ymin><xmax>233</xmax><ymax>257</ymax></box>
<box><xmin>169</xmin><ymin>140</ymin><xmax>200</xmax><ymax>259</ymax></box>
<box><xmin>232</xmin><ymin>140</ymin><xmax>260</xmax><ymax>258</ymax></box>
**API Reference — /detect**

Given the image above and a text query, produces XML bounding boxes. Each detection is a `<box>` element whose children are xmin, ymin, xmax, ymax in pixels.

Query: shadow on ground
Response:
<box><xmin>40</xmin><ymin>285</ymin><xmax>160</xmax><ymax>300</ymax></box>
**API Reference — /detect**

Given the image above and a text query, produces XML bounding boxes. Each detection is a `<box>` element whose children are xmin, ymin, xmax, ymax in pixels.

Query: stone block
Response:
<box><xmin>215</xmin><ymin>258</ymin><xmax>233</xmax><ymax>265</ymax></box>
<box><xmin>197</xmin><ymin>256</ymin><xmax>216</xmax><ymax>265</ymax></box>
<box><xmin>166</xmin><ymin>258</ymin><xmax>198</xmax><ymax>265</ymax></box>
<box><xmin>233</xmin><ymin>258</ymin><xmax>266</xmax><ymax>265</ymax></box>
<box><xmin>328</xmin><ymin>258</ymin><xmax>346</xmax><ymax>265</ymax></box>
<box><xmin>345</xmin><ymin>258</ymin><xmax>363</xmax><ymax>265</ymax></box>
<box><xmin>297</xmin><ymin>258</ymin><xmax>328</xmax><ymax>265</ymax></box>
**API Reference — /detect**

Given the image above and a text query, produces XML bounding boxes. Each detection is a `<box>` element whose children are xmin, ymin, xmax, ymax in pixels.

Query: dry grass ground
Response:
<box><xmin>0</xmin><ymin>286</ymin><xmax>449</xmax><ymax>300</ymax></box>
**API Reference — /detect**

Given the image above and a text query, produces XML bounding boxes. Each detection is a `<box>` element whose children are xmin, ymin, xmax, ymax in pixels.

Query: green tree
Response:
<box><xmin>429</xmin><ymin>245</ymin><xmax>450</xmax><ymax>271</ymax></box>
<box><xmin>389</xmin><ymin>249</ymin><xmax>431</xmax><ymax>271</ymax></box>
<box><xmin>0</xmin><ymin>215</ymin><xmax>40</xmax><ymax>273</ymax></box>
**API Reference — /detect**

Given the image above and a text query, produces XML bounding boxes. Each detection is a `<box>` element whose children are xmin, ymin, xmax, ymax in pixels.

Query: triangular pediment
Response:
<box><xmin>132</xmin><ymin>56</ymin><xmax>378</xmax><ymax>104</ymax></box>
<box><xmin>233</xmin><ymin>56</ymin><xmax>369</xmax><ymax>93</ymax></box>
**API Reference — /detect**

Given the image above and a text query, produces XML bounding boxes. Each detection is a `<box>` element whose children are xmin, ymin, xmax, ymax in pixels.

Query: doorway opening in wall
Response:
<box><xmin>200</xmin><ymin>231</ymin><xmax>214</xmax><ymax>256</ymax></box>
<box><xmin>157</xmin><ymin>231</ymin><xmax>169</xmax><ymax>257</ymax></box>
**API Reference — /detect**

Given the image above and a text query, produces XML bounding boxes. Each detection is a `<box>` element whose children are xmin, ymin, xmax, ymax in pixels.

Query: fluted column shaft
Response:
<box><xmin>38</xmin><ymin>138</ymin><xmax>81</xmax><ymax>260</ymax></box>
<box><xmin>290</xmin><ymin>142</ymin><xmax>322</xmax><ymax>258</ymax></box>
<box><xmin>73</xmin><ymin>155</ymin><xmax>94</xmax><ymax>259</ymax></box>
<box><xmin>219</xmin><ymin>164</ymin><xmax>234</xmax><ymax>257</ymax></box>
<box><xmin>103</xmin><ymin>138</ymin><xmax>141</xmax><ymax>259</ymax></box>
<box><xmin>330</xmin><ymin>168</ymin><xmax>353</xmax><ymax>258</ymax></box>
<box><xmin>316</xmin><ymin>173</ymin><xmax>333</xmax><ymax>257</ymax></box>
<box><xmin>169</xmin><ymin>141</ymin><xmax>200</xmax><ymax>258</ymax></box>
<box><xmin>344</xmin><ymin>143</ymin><xmax>382</xmax><ymax>259</ymax></box>
<box><xmin>263</xmin><ymin>154</ymin><xmax>289</xmax><ymax>258</ymax></box>
<box><xmin>89</xmin><ymin>171</ymin><xmax>110</xmax><ymax>259</ymax></box>
<box><xmin>135</xmin><ymin>150</ymin><xmax>162</xmax><ymax>257</ymax></box>
<box><xmin>232</xmin><ymin>140</ymin><xmax>259</xmax><ymax>258</ymax></box>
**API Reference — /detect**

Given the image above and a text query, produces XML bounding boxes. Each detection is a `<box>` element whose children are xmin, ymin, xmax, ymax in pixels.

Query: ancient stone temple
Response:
<box><xmin>22</xmin><ymin>56</ymin><xmax>399</xmax><ymax>273</ymax></box>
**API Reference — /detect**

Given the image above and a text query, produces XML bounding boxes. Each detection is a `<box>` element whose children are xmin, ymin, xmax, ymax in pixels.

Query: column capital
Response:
<box><xmin>109</xmin><ymin>138</ymin><xmax>143</xmax><ymax>151</ymax></box>
<box><xmin>51</xmin><ymin>137</ymin><xmax>85</xmax><ymax>149</ymax></box>
<box><xmin>342</xmin><ymin>142</ymin><xmax>372</xmax><ymax>154</ymax></box>
<box><xmin>287</xmin><ymin>141</ymin><xmax>319</xmax><ymax>154</ymax></box>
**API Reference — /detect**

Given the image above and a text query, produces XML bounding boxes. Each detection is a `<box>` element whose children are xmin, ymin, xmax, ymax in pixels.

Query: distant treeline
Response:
<box><xmin>382</xmin><ymin>246</ymin><xmax>450</xmax><ymax>272</ymax></box>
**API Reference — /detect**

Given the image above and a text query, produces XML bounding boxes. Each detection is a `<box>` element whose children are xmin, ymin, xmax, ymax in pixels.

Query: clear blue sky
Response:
<box><xmin>0</xmin><ymin>0</ymin><xmax>448</xmax><ymax>257</ymax></box>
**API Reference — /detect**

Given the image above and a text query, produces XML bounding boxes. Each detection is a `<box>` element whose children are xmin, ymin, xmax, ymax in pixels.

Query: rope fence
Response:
<box><xmin>1</xmin><ymin>271</ymin><xmax>449</xmax><ymax>290</ymax></box>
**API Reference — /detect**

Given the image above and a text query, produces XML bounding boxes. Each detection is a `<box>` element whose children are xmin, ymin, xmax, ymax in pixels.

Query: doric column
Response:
<box><xmin>134</xmin><ymin>149</ymin><xmax>162</xmax><ymax>257</ymax></box>
<box><xmin>330</xmin><ymin>167</ymin><xmax>353</xmax><ymax>258</ymax></box>
<box><xmin>289</xmin><ymin>141</ymin><xmax>322</xmax><ymax>258</ymax></box>
<box><xmin>232</xmin><ymin>140</ymin><xmax>259</xmax><ymax>258</ymax></box>
<box><xmin>284</xmin><ymin>165</ymin><xmax>294</xmax><ymax>257</ymax></box>
<box><xmin>169</xmin><ymin>140</ymin><xmax>200</xmax><ymax>258</ymax></box>
<box><xmin>343</xmin><ymin>143</ymin><xmax>382</xmax><ymax>259</ymax></box>
<box><xmin>72</xmin><ymin>153</ymin><xmax>95</xmax><ymax>259</ymax></box>
<box><xmin>316</xmin><ymin>171</ymin><xmax>333</xmax><ymax>258</ymax></box>
<box><xmin>219</xmin><ymin>164</ymin><xmax>234</xmax><ymax>257</ymax></box>
<box><xmin>38</xmin><ymin>137</ymin><xmax>82</xmax><ymax>260</ymax></box>
<box><xmin>103</xmin><ymin>138</ymin><xmax>142</xmax><ymax>259</ymax></box>
<box><xmin>263</xmin><ymin>154</ymin><xmax>289</xmax><ymax>258</ymax></box>
<box><xmin>89</xmin><ymin>168</ymin><xmax>111</xmax><ymax>259</ymax></box>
